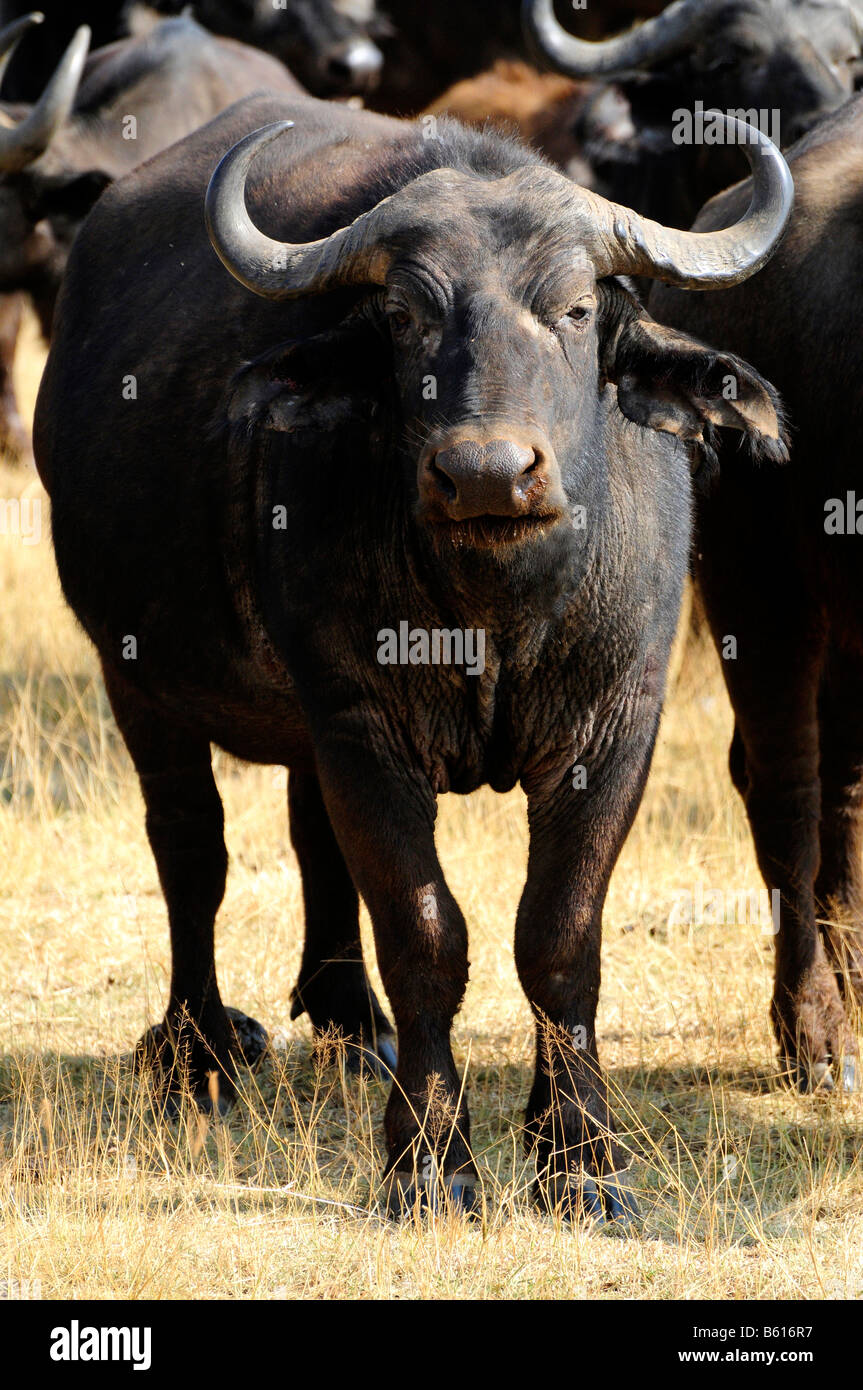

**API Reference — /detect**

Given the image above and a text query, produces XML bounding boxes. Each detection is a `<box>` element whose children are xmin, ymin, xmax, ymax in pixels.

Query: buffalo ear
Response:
<box><xmin>26</xmin><ymin>169</ymin><xmax>113</xmax><ymax>223</ymax></box>
<box><xmin>228</xmin><ymin>316</ymin><xmax>387</xmax><ymax>439</ymax></box>
<box><xmin>606</xmin><ymin>313</ymin><xmax>788</xmax><ymax>464</ymax></box>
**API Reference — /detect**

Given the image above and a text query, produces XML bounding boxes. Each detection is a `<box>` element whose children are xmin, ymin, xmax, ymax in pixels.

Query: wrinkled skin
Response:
<box><xmin>650</xmin><ymin>94</ymin><xmax>863</xmax><ymax>1095</ymax></box>
<box><xmin>36</xmin><ymin>94</ymin><xmax>784</xmax><ymax>1217</ymax></box>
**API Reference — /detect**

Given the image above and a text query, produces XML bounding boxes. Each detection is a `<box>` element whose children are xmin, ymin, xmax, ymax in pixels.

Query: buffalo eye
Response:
<box><xmin>388</xmin><ymin>309</ymin><xmax>412</xmax><ymax>335</ymax></box>
<box><xmin>566</xmin><ymin>304</ymin><xmax>592</xmax><ymax>325</ymax></box>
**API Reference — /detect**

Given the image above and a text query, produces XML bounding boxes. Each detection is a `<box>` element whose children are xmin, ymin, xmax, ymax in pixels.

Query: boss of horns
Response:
<box><xmin>205</xmin><ymin>115</ymin><xmax>793</xmax><ymax>296</ymax></box>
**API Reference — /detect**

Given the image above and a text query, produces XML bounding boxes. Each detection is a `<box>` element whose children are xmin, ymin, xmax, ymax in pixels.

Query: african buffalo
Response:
<box><xmin>164</xmin><ymin>0</ymin><xmax>386</xmax><ymax>98</ymax></box>
<box><xmin>370</xmin><ymin>0</ymin><xmax>667</xmax><ymax>114</ymax></box>
<box><xmin>524</xmin><ymin>0</ymin><xmax>860</xmax><ymax>229</ymax></box>
<box><xmin>35</xmin><ymin>93</ymin><xmax>791</xmax><ymax>1221</ymax></box>
<box><xmin>650</xmin><ymin>94</ymin><xmax>863</xmax><ymax>1095</ymax></box>
<box><xmin>0</xmin><ymin>1</ymin><xmax>384</xmax><ymax>99</ymax></box>
<box><xmin>0</xmin><ymin>11</ymin><xmax>301</xmax><ymax>461</ymax></box>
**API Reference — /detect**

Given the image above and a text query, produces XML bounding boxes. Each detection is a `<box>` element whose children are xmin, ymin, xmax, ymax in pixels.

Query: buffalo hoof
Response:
<box><xmin>383</xmin><ymin>1169</ymin><xmax>479</xmax><ymax>1220</ymax></box>
<box><xmin>135</xmin><ymin>1016</ymin><xmax>244</xmax><ymax>1118</ymax></box>
<box><xmin>344</xmin><ymin>1032</ymin><xmax>398</xmax><ymax>1079</ymax></box>
<box><xmin>225</xmin><ymin>1007</ymin><xmax>269</xmax><ymax>1069</ymax></box>
<box><xmin>536</xmin><ymin>1169</ymin><xmax>639</xmax><ymax>1231</ymax></box>
<box><xmin>157</xmin><ymin>1086</ymin><xmax>234</xmax><ymax>1121</ymax></box>
<box><xmin>143</xmin><ymin>1061</ymin><xmax>236</xmax><ymax>1120</ymax></box>
<box><xmin>808</xmin><ymin>1061</ymin><xmax>835</xmax><ymax>1093</ymax></box>
<box><xmin>793</xmin><ymin>1057</ymin><xmax>859</xmax><ymax>1094</ymax></box>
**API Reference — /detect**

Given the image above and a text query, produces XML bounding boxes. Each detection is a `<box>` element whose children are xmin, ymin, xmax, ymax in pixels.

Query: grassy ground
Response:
<box><xmin>1</xmin><ymin>317</ymin><xmax>861</xmax><ymax>1300</ymax></box>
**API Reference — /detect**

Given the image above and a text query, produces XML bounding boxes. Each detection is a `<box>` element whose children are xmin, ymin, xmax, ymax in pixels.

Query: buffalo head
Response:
<box><xmin>192</xmin><ymin>0</ymin><xmax>385</xmax><ymax>97</ymax></box>
<box><xmin>206</xmin><ymin>116</ymin><xmax>791</xmax><ymax>553</ymax></box>
<box><xmin>524</xmin><ymin>0</ymin><xmax>860</xmax><ymax>148</ymax></box>
<box><xmin>0</xmin><ymin>14</ymin><xmax>89</xmax><ymax>174</ymax></box>
<box><xmin>0</xmin><ymin>15</ymin><xmax>104</xmax><ymax>309</ymax></box>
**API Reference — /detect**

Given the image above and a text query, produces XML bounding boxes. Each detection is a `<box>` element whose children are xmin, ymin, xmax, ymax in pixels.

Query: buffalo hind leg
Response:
<box><xmin>288</xmin><ymin>768</ymin><xmax>395</xmax><ymax>1075</ymax></box>
<box><xmin>103</xmin><ymin>663</ymin><xmax>267</xmax><ymax>1114</ymax></box>
<box><xmin>814</xmin><ymin>648</ymin><xmax>863</xmax><ymax>1090</ymax></box>
<box><xmin>731</xmin><ymin>650</ymin><xmax>850</xmax><ymax>1092</ymax></box>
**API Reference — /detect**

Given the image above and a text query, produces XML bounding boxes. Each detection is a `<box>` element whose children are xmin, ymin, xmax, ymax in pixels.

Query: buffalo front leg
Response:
<box><xmin>288</xmin><ymin>768</ymin><xmax>396</xmax><ymax>1075</ymax></box>
<box><xmin>315</xmin><ymin>737</ymin><xmax>475</xmax><ymax>1214</ymax></box>
<box><xmin>103</xmin><ymin>664</ymin><xmax>267</xmax><ymax>1114</ymax></box>
<box><xmin>517</xmin><ymin>729</ymin><xmax>658</xmax><ymax>1227</ymax></box>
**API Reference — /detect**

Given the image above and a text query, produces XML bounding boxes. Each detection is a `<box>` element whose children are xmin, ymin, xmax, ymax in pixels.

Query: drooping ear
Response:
<box><xmin>228</xmin><ymin>313</ymin><xmax>388</xmax><ymax>445</ymax></box>
<box><xmin>600</xmin><ymin>286</ymin><xmax>788</xmax><ymax>466</ymax></box>
<box><xmin>24</xmin><ymin>169</ymin><xmax>113</xmax><ymax>225</ymax></box>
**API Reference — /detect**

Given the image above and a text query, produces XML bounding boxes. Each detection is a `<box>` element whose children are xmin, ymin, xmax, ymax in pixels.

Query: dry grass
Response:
<box><xmin>1</xmin><ymin>316</ymin><xmax>861</xmax><ymax>1300</ymax></box>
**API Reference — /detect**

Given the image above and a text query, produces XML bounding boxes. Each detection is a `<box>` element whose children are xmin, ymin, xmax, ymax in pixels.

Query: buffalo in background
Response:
<box><xmin>0</xmin><ymin>11</ymin><xmax>301</xmax><ymax>460</ymax></box>
<box><xmin>524</xmin><ymin>0</ymin><xmax>861</xmax><ymax>228</ymax></box>
<box><xmin>0</xmin><ymin>0</ymin><xmax>385</xmax><ymax>98</ymax></box>
<box><xmin>650</xmin><ymin>95</ymin><xmax>863</xmax><ymax>1094</ymax></box>
<box><xmin>369</xmin><ymin>0</ymin><xmax>666</xmax><ymax>113</ymax></box>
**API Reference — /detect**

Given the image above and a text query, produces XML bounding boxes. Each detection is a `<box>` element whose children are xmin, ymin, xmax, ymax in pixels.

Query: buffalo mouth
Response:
<box><xmin>427</xmin><ymin>510</ymin><xmax>565</xmax><ymax>550</ymax></box>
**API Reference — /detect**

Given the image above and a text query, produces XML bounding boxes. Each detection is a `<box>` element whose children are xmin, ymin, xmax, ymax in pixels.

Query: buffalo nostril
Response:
<box><xmin>513</xmin><ymin>450</ymin><xmax>544</xmax><ymax>499</ymax></box>
<box><xmin>430</xmin><ymin>457</ymin><xmax>458</xmax><ymax>502</ymax></box>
